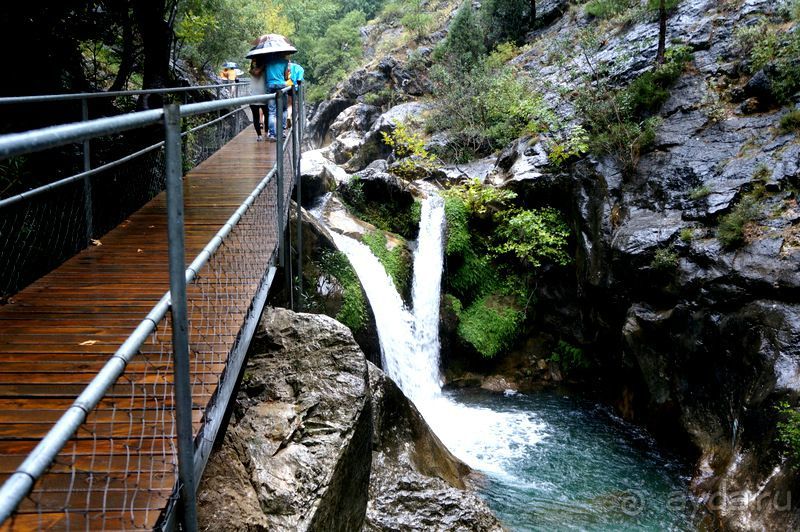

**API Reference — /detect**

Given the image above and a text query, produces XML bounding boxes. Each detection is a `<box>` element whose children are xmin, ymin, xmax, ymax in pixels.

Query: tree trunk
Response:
<box><xmin>132</xmin><ymin>0</ymin><xmax>172</xmax><ymax>107</ymax></box>
<box><xmin>110</xmin><ymin>2</ymin><xmax>135</xmax><ymax>92</ymax></box>
<box><xmin>656</xmin><ymin>0</ymin><xmax>667</xmax><ymax>65</ymax></box>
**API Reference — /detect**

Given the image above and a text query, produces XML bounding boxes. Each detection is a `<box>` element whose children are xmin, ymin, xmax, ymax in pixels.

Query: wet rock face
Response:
<box><xmin>197</xmin><ymin>308</ymin><xmax>372</xmax><ymax>532</ymax></box>
<box><xmin>365</xmin><ymin>363</ymin><xmax>504</xmax><ymax>532</ymax></box>
<box><xmin>499</xmin><ymin>0</ymin><xmax>800</xmax><ymax>528</ymax></box>
<box><xmin>197</xmin><ymin>310</ymin><xmax>503</xmax><ymax>531</ymax></box>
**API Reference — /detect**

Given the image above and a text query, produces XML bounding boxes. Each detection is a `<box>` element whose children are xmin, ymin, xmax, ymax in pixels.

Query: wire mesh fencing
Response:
<box><xmin>4</xmin><ymin>313</ymin><xmax>180</xmax><ymax>530</ymax></box>
<box><xmin>0</xmin><ymin>101</ymin><xmax>250</xmax><ymax>300</ymax></box>
<box><xmin>0</xmin><ymin>86</ymin><xmax>304</xmax><ymax>530</ymax></box>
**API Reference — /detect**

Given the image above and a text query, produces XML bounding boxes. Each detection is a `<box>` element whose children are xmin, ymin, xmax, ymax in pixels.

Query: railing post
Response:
<box><xmin>293</xmin><ymin>86</ymin><xmax>302</xmax><ymax>309</ymax></box>
<box><xmin>164</xmin><ymin>103</ymin><xmax>198</xmax><ymax>532</ymax></box>
<box><xmin>81</xmin><ymin>98</ymin><xmax>94</xmax><ymax>243</ymax></box>
<box><xmin>276</xmin><ymin>91</ymin><xmax>285</xmax><ymax>270</ymax></box>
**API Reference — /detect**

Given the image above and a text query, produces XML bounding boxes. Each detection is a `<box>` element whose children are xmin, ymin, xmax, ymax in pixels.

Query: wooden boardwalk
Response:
<box><xmin>0</xmin><ymin>128</ymin><xmax>279</xmax><ymax>530</ymax></box>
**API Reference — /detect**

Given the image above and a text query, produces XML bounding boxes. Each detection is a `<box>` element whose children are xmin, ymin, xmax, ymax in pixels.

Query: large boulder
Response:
<box><xmin>365</xmin><ymin>363</ymin><xmax>504</xmax><ymax>532</ymax></box>
<box><xmin>346</xmin><ymin>102</ymin><xmax>434</xmax><ymax>172</ymax></box>
<box><xmin>197</xmin><ymin>308</ymin><xmax>372</xmax><ymax>531</ymax></box>
<box><xmin>300</xmin><ymin>148</ymin><xmax>348</xmax><ymax>205</ymax></box>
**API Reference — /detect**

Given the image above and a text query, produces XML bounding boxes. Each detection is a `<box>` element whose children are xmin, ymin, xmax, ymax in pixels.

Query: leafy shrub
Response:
<box><xmin>457</xmin><ymin>293</ymin><xmax>523</xmax><ymax>357</ymax></box>
<box><xmin>679</xmin><ymin>228</ymin><xmax>694</xmax><ymax>242</ymax></box>
<box><xmin>319</xmin><ymin>249</ymin><xmax>367</xmax><ymax>332</ymax></box>
<box><xmin>400</xmin><ymin>0</ymin><xmax>434</xmax><ymax>39</ymax></box>
<box><xmin>340</xmin><ymin>175</ymin><xmax>420</xmax><ymax>239</ymax></box>
<box><xmin>549</xmin><ymin>340</ymin><xmax>589</xmax><ymax>373</ymax></box>
<box><xmin>362</xmin><ymin>230</ymin><xmax>411</xmax><ymax>294</ymax></box>
<box><xmin>429</xmin><ymin>56</ymin><xmax>554</xmax><ymax>159</ymax></box>
<box><xmin>736</xmin><ymin>22</ymin><xmax>800</xmax><ymax>104</ymax></box>
<box><xmin>480</xmin><ymin>0</ymin><xmax>535</xmax><ymax>48</ymax></box>
<box><xmin>650</xmin><ymin>246</ymin><xmax>679</xmax><ymax>272</ymax></box>
<box><xmin>442</xmin><ymin>178</ymin><xmax>517</xmax><ymax>218</ymax></box>
<box><xmin>780</xmin><ymin>110</ymin><xmax>800</xmax><ymax>133</ymax></box>
<box><xmin>547</xmin><ymin>125</ymin><xmax>590</xmax><ymax>167</ymax></box>
<box><xmin>492</xmin><ymin>207</ymin><xmax>571</xmax><ymax>268</ymax></box>
<box><xmin>717</xmin><ymin>196</ymin><xmax>759</xmax><ymax>248</ymax></box>
<box><xmin>776</xmin><ymin>401</ymin><xmax>800</xmax><ymax>467</ymax></box>
<box><xmin>577</xmin><ymin>45</ymin><xmax>691</xmax><ymax>174</ymax></box>
<box><xmin>584</xmin><ymin>0</ymin><xmax>636</xmax><ymax>19</ymax></box>
<box><xmin>433</xmin><ymin>2</ymin><xmax>485</xmax><ymax>70</ymax></box>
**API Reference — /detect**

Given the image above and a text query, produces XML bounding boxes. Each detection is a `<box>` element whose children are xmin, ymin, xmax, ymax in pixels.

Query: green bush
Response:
<box><xmin>341</xmin><ymin>176</ymin><xmax>420</xmax><ymax>239</ymax></box>
<box><xmin>650</xmin><ymin>245</ymin><xmax>679</xmax><ymax>272</ymax></box>
<box><xmin>736</xmin><ymin>22</ymin><xmax>800</xmax><ymax>104</ymax></box>
<box><xmin>433</xmin><ymin>2</ymin><xmax>485</xmax><ymax>69</ymax></box>
<box><xmin>457</xmin><ymin>293</ymin><xmax>523</xmax><ymax>357</ymax></box>
<box><xmin>480</xmin><ymin>0</ymin><xmax>534</xmax><ymax>48</ymax></box>
<box><xmin>549</xmin><ymin>340</ymin><xmax>589</xmax><ymax>373</ymax></box>
<box><xmin>429</xmin><ymin>54</ymin><xmax>554</xmax><ymax>159</ymax></box>
<box><xmin>780</xmin><ymin>110</ymin><xmax>800</xmax><ymax>133</ymax></box>
<box><xmin>319</xmin><ymin>249</ymin><xmax>367</xmax><ymax>332</ymax></box>
<box><xmin>492</xmin><ymin>207</ymin><xmax>571</xmax><ymax>268</ymax></box>
<box><xmin>584</xmin><ymin>0</ymin><xmax>636</xmax><ymax>19</ymax></box>
<box><xmin>577</xmin><ymin>46</ymin><xmax>690</xmax><ymax>174</ymax></box>
<box><xmin>717</xmin><ymin>196</ymin><xmax>759</xmax><ymax>248</ymax></box>
<box><xmin>689</xmin><ymin>185</ymin><xmax>711</xmax><ymax>200</ymax></box>
<box><xmin>362</xmin><ymin>230</ymin><xmax>411</xmax><ymax>295</ymax></box>
<box><xmin>442</xmin><ymin>178</ymin><xmax>517</xmax><ymax>218</ymax></box>
<box><xmin>776</xmin><ymin>401</ymin><xmax>800</xmax><ymax>467</ymax></box>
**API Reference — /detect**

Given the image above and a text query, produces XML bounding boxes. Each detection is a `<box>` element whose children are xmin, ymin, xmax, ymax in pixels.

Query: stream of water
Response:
<box><xmin>329</xmin><ymin>195</ymin><xmax>697</xmax><ymax>531</ymax></box>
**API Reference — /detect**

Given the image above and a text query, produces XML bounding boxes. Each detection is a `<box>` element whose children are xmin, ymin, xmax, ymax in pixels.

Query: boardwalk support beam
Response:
<box><xmin>164</xmin><ymin>103</ymin><xmax>199</xmax><ymax>531</ymax></box>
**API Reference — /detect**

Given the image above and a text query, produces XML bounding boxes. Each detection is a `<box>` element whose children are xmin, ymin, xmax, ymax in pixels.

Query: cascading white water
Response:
<box><xmin>332</xmin><ymin>194</ymin><xmax>546</xmax><ymax>477</ymax></box>
<box><xmin>329</xmin><ymin>193</ymin><xmax>695</xmax><ymax>529</ymax></box>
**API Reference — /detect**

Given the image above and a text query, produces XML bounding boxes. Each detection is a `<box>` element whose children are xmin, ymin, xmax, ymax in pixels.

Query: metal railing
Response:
<box><xmin>0</xmin><ymin>82</ymin><xmax>260</xmax><ymax>300</ymax></box>
<box><xmin>0</xmin><ymin>83</ymin><xmax>304</xmax><ymax>529</ymax></box>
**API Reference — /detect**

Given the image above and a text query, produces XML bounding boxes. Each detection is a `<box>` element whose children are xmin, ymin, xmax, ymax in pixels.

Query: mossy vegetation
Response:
<box><xmin>457</xmin><ymin>294</ymin><xmax>524</xmax><ymax>358</ymax></box>
<box><xmin>318</xmin><ymin>249</ymin><xmax>367</xmax><ymax>333</ymax></box>
<box><xmin>441</xmin><ymin>179</ymin><xmax>570</xmax><ymax>358</ymax></box>
<box><xmin>549</xmin><ymin>340</ymin><xmax>589</xmax><ymax>373</ymax></box>
<box><xmin>650</xmin><ymin>245</ymin><xmax>679</xmax><ymax>272</ymax></box>
<box><xmin>362</xmin><ymin>230</ymin><xmax>411</xmax><ymax>295</ymax></box>
<box><xmin>428</xmin><ymin>4</ymin><xmax>555</xmax><ymax>161</ymax></box>
<box><xmin>776</xmin><ymin>401</ymin><xmax>800</xmax><ymax>467</ymax></box>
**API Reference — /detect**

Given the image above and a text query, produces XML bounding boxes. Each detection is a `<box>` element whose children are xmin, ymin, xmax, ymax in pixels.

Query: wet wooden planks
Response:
<box><xmin>0</xmin><ymin>128</ymin><xmax>278</xmax><ymax>530</ymax></box>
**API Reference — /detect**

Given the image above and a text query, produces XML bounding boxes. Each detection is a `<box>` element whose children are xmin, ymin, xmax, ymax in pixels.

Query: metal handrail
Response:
<box><xmin>0</xmin><ymin>81</ymin><xmax>252</xmax><ymax>106</ymax></box>
<box><xmin>0</xmin><ymin>84</ymin><xmax>299</xmax><ymax>528</ymax></box>
<box><xmin>0</xmin><ymin>92</ymin><xmax>279</xmax><ymax>208</ymax></box>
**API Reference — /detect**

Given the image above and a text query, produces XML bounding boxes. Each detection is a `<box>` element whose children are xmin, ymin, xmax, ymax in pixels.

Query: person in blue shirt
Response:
<box><xmin>286</xmin><ymin>62</ymin><xmax>305</xmax><ymax>128</ymax></box>
<box><xmin>264</xmin><ymin>53</ymin><xmax>289</xmax><ymax>140</ymax></box>
<box><xmin>289</xmin><ymin>62</ymin><xmax>304</xmax><ymax>85</ymax></box>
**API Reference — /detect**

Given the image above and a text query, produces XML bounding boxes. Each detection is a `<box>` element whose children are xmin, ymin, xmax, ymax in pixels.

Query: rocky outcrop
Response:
<box><xmin>493</xmin><ymin>1</ymin><xmax>800</xmax><ymax>529</ymax></box>
<box><xmin>366</xmin><ymin>363</ymin><xmax>504</xmax><ymax>532</ymax></box>
<box><xmin>197</xmin><ymin>308</ymin><xmax>372</xmax><ymax>531</ymax></box>
<box><xmin>197</xmin><ymin>309</ymin><xmax>503</xmax><ymax>531</ymax></box>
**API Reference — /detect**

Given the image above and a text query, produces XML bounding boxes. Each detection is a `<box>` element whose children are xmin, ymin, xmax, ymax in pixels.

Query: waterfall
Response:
<box><xmin>331</xmin><ymin>193</ymin><xmax>546</xmax><ymax>477</ymax></box>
